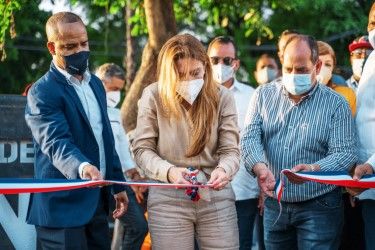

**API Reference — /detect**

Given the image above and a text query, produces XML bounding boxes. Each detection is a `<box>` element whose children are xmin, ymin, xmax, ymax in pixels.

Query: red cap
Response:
<box><xmin>348</xmin><ymin>36</ymin><xmax>373</xmax><ymax>52</ymax></box>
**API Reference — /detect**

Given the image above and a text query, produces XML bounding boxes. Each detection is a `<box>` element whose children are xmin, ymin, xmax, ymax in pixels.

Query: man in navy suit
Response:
<box><xmin>25</xmin><ymin>12</ymin><xmax>129</xmax><ymax>249</ymax></box>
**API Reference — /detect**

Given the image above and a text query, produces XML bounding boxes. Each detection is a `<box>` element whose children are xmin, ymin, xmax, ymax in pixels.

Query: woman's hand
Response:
<box><xmin>167</xmin><ymin>167</ymin><xmax>193</xmax><ymax>184</ymax></box>
<box><xmin>207</xmin><ymin>167</ymin><xmax>230</xmax><ymax>190</ymax></box>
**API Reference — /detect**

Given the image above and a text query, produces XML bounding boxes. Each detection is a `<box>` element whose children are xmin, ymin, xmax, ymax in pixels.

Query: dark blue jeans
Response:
<box><xmin>264</xmin><ymin>189</ymin><xmax>343</xmax><ymax>250</ymax></box>
<box><xmin>118</xmin><ymin>190</ymin><xmax>148</xmax><ymax>250</ymax></box>
<box><xmin>361</xmin><ymin>199</ymin><xmax>375</xmax><ymax>250</ymax></box>
<box><xmin>235</xmin><ymin>198</ymin><xmax>258</xmax><ymax>250</ymax></box>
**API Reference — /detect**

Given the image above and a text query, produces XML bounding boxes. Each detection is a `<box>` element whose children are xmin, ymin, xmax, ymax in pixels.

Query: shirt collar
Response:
<box><xmin>229</xmin><ymin>78</ymin><xmax>240</xmax><ymax>91</ymax></box>
<box><xmin>281</xmin><ymin>81</ymin><xmax>319</xmax><ymax>105</ymax></box>
<box><xmin>54</xmin><ymin>61</ymin><xmax>91</xmax><ymax>85</ymax></box>
<box><xmin>349</xmin><ymin>75</ymin><xmax>359</xmax><ymax>87</ymax></box>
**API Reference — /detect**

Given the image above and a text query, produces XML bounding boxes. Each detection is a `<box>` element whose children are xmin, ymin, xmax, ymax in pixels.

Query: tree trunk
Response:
<box><xmin>120</xmin><ymin>0</ymin><xmax>177</xmax><ymax>133</ymax></box>
<box><xmin>123</xmin><ymin>1</ymin><xmax>137</xmax><ymax>93</ymax></box>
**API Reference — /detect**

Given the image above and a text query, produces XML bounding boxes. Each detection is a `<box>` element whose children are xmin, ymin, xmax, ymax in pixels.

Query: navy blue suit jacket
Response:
<box><xmin>25</xmin><ymin>63</ymin><xmax>126</xmax><ymax>227</ymax></box>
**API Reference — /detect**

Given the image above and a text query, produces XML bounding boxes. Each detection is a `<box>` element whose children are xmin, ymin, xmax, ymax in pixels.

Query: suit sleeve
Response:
<box><xmin>25</xmin><ymin>83</ymin><xmax>90</xmax><ymax>179</ymax></box>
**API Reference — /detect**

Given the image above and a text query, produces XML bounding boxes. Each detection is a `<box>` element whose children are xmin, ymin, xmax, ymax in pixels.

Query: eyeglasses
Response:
<box><xmin>350</xmin><ymin>49</ymin><xmax>373</xmax><ymax>59</ymax></box>
<box><xmin>210</xmin><ymin>56</ymin><xmax>236</xmax><ymax>66</ymax></box>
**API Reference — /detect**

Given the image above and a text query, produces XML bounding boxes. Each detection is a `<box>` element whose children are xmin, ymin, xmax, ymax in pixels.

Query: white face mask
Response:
<box><xmin>369</xmin><ymin>29</ymin><xmax>375</xmax><ymax>49</ymax></box>
<box><xmin>177</xmin><ymin>78</ymin><xmax>204</xmax><ymax>105</ymax></box>
<box><xmin>212</xmin><ymin>64</ymin><xmax>234</xmax><ymax>84</ymax></box>
<box><xmin>256</xmin><ymin>67</ymin><xmax>278</xmax><ymax>85</ymax></box>
<box><xmin>282</xmin><ymin>73</ymin><xmax>313</xmax><ymax>95</ymax></box>
<box><xmin>106</xmin><ymin>90</ymin><xmax>121</xmax><ymax>108</ymax></box>
<box><xmin>352</xmin><ymin>58</ymin><xmax>365</xmax><ymax>79</ymax></box>
<box><xmin>316</xmin><ymin>65</ymin><xmax>332</xmax><ymax>85</ymax></box>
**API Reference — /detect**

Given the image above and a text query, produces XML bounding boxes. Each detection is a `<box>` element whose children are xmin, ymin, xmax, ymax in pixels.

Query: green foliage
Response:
<box><xmin>0</xmin><ymin>0</ymin><xmax>21</xmax><ymax>60</ymax></box>
<box><xmin>0</xmin><ymin>0</ymin><xmax>372</xmax><ymax>93</ymax></box>
<box><xmin>0</xmin><ymin>0</ymin><xmax>51</xmax><ymax>94</ymax></box>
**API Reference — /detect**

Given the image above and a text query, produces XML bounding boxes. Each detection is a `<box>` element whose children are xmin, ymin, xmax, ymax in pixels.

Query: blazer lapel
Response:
<box><xmin>50</xmin><ymin>63</ymin><xmax>93</xmax><ymax>131</ymax></box>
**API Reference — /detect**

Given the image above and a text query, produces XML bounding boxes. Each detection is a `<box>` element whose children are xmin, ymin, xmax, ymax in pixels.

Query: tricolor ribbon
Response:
<box><xmin>0</xmin><ymin>178</ymin><xmax>212</xmax><ymax>195</ymax></box>
<box><xmin>184</xmin><ymin>167</ymin><xmax>201</xmax><ymax>201</ymax></box>
<box><xmin>275</xmin><ymin>169</ymin><xmax>375</xmax><ymax>202</ymax></box>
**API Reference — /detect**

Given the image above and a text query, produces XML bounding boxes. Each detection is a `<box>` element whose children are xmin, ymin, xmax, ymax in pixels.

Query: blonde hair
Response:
<box><xmin>157</xmin><ymin>34</ymin><xmax>219</xmax><ymax>157</ymax></box>
<box><xmin>317</xmin><ymin>41</ymin><xmax>336</xmax><ymax>67</ymax></box>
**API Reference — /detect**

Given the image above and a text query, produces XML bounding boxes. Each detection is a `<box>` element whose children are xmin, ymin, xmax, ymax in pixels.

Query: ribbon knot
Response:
<box><xmin>184</xmin><ymin>167</ymin><xmax>201</xmax><ymax>201</ymax></box>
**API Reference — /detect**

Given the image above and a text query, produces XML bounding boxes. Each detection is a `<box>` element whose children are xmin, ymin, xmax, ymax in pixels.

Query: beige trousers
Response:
<box><xmin>147</xmin><ymin>185</ymin><xmax>239</xmax><ymax>250</ymax></box>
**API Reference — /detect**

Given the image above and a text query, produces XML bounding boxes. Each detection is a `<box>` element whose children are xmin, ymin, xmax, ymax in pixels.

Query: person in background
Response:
<box><xmin>316</xmin><ymin>41</ymin><xmax>365</xmax><ymax>250</ymax></box>
<box><xmin>347</xmin><ymin>3</ymin><xmax>375</xmax><ymax>250</ymax></box>
<box><xmin>254</xmin><ymin>53</ymin><xmax>279</xmax><ymax>85</ymax></box>
<box><xmin>22</xmin><ymin>83</ymin><xmax>33</xmax><ymax>96</ymax></box>
<box><xmin>207</xmin><ymin>36</ymin><xmax>258</xmax><ymax>250</ymax></box>
<box><xmin>317</xmin><ymin>41</ymin><xmax>357</xmax><ymax>116</ymax></box>
<box><xmin>277</xmin><ymin>29</ymin><xmax>300</xmax><ymax>65</ymax></box>
<box><xmin>346</xmin><ymin>36</ymin><xmax>373</xmax><ymax>93</ymax></box>
<box><xmin>96</xmin><ymin>63</ymin><xmax>148</xmax><ymax>250</ymax></box>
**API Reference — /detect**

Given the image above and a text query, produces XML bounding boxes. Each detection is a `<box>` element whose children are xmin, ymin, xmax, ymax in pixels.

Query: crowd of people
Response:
<box><xmin>23</xmin><ymin>3</ymin><xmax>375</xmax><ymax>250</ymax></box>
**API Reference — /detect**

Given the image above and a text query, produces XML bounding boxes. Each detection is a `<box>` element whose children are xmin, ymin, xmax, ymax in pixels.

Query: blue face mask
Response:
<box><xmin>64</xmin><ymin>51</ymin><xmax>90</xmax><ymax>75</ymax></box>
<box><xmin>282</xmin><ymin>73</ymin><xmax>313</xmax><ymax>95</ymax></box>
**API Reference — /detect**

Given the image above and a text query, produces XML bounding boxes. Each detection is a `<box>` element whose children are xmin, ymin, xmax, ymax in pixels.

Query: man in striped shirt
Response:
<box><xmin>241</xmin><ymin>35</ymin><xmax>357</xmax><ymax>249</ymax></box>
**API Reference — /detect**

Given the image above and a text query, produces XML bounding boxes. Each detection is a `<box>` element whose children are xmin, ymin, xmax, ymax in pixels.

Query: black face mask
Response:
<box><xmin>64</xmin><ymin>51</ymin><xmax>90</xmax><ymax>75</ymax></box>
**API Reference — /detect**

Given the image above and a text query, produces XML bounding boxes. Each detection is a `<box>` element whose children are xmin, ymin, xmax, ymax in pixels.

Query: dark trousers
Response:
<box><xmin>339</xmin><ymin>193</ymin><xmax>365</xmax><ymax>250</ymax></box>
<box><xmin>118</xmin><ymin>191</ymin><xmax>148</xmax><ymax>250</ymax></box>
<box><xmin>255</xmin><ymin>212</ymin><xmax>265</xmax><ymax>250</ymax></box>
<box><xmin>36</xmin><ymin>192</ymin><xmax>110</xmax><ymax>250</ymax></box>
<box><xmin>362</xmin><ymin>199</ymin><xmax>375</xmax><ymax>250</ymax></box>
<box><xmin>235</xmin><ymin>198</ymin><xmax>258</xmax><ymax>250</ymax></box>
<box><xmin>264</xmin><ymin>189</ymin><xmax>343</xmax><ymax>250</ymax></box>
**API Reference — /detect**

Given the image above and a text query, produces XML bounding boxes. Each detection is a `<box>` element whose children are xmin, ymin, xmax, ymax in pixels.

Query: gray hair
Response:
<box><xmin>95</xmin><ymin>63</ymin><xmax>125</xmax><ymax>82</ymax></box>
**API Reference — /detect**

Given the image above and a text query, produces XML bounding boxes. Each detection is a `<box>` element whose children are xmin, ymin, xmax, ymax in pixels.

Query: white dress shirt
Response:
<box><xmin>229</xmin><ymin>79</ymin><xmax>259</xmax><ymax>200</ymax></box>
<box><xmin>356</xmin><ymin>51</ymin><xmax>375</xmax><ymax>200</ymax></box>
<box><xmin>107</xmin><ymin>107</ymin><xmax>135</xmax><ymax>178</ymax></box>
<box><xmin>56</xmin><ymin>64</ymin><xmax>106</xmax><ymax>178</ymax></box>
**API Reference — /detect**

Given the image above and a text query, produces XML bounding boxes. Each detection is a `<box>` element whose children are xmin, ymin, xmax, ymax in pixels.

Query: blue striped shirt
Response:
<box><xmin>241</xmin><ymin>80</ymin><xmax>358</xmax><ymax>202</ymax></box>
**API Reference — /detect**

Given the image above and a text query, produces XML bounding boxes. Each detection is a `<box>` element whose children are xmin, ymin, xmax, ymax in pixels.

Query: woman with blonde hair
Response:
<box><xmin>132</xmin><ymin>33</ymin><xmax>240</xmax><ymax>250</ymax></box>
<box><xmin>317</xmin><ymin>41</ymin><xmax>356</xmax><ymax>115</ymax></box>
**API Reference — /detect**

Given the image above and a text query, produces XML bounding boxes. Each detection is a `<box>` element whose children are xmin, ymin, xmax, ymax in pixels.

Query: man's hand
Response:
<box><xmin>125</xmin><ymin>168</ymin><xmax>141</xmax><ymax>181</ymax></box>
<box><xmin>207</xmin><ymin>167</ymin><xmax>230</xmax><ymax>190</ymax></box>
<box><xmin>253</xmin><ymin>163</ymin><xmax>275</xmax><ymax>197</ymax></box>
<box><xmin>81</xmin><ymin>164</ymin><xmax>105</xmax><ymax>188</ymax></box>
<box><xmin>82</xmin><ymin>164</ymin><xmax>103</xmax><ymax>180</ymax></box>
<box><xmin>347</xmin><ymin>163</ymin><xmax>374</xmax><ymax>196</ymax></box>
<box><xmin>289</xmin><ymin>164</ymin><xmax>320</xmax><ymax>184</ymax></box>
<box><xmin>125</xmin><ymin>168</ymin><xmax>147</xmax><ymax>203</ymax></box>
<box><xmin>113</xmin><ymin>191</ymin><xmax>129</xmax><ymax>219</ymax></box>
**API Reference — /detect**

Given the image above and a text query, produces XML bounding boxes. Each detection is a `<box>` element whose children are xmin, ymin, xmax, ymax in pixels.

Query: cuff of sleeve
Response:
<box><xmin>366</xmin><ymin>154</ymin><xmax>375</xmax><ymax>172</ymax></box>
<box><xmin>156</xmin><ymin>162</ymin><xmax>175</xmax><ymax>183</ymax></box>
<box><xmin>122</xmin><ymin>164</ymin><xmax>135</xmax><ymax>173</ymax></box>
<box><xmin>314</xmin><ymin>159</ymin><xmax>335</xmax><ymax>171</ymax></box>
<box><xmin>217</xmin><ymin>163</ymin><xmax>233</xmax><ymax>178</ymax></box>
<box><xmin>78</xmin><ymin>162</ymin><xmax>90</xmax><ymax>179</ymax></box>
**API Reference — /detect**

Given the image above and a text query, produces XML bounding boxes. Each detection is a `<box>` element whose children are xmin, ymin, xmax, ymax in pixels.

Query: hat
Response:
<box><xmin>348</xmin><ymin>36</ymin><xmax>373</xmax><ymax>52</ymax></box>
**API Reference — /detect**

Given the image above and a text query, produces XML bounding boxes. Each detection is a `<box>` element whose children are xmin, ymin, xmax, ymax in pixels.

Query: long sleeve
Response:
<box><xmin>315</xmin><ymin>102</ymin><xmax>358</xmax><ymax>171</ymax></box>
<box><xmin>216</xmin><ymin>90</ymin><xmax>240</xmax><ymax>178</ymax></box>
<box><xmin>25</xmin><ymin>83</ymin><xmax>89</xmax><ymax>179</ymax></box>
<box><xmin>132</xmin><ymin>87</ymin><xmax>174</xmax><ymax>183</ymax></box>
<box><xmin>109</xmin><ymin>108</ymin><xmax>135</xmax><ymax>172</ymax></box>
<box><xmin>240</xmin><ymin>89</ymin><xmax>266</xmax><ymax>176</ymax></box>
